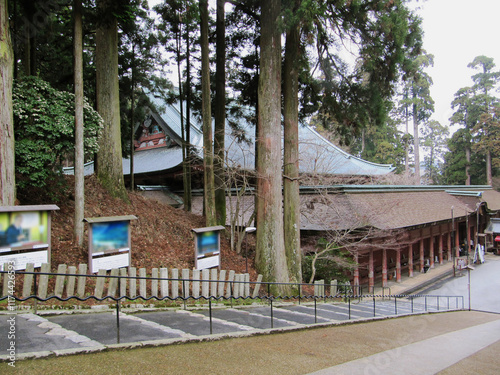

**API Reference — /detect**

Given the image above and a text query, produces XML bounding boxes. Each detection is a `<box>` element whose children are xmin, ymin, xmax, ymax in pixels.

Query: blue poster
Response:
<box><xmin>92</xmin><ymin>221</ymin><xmax>129</xmax><ymax>253</ymax></box>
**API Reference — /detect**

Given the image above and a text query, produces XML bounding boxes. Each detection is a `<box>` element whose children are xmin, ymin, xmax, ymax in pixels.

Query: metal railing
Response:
<box><xmin>0</xmin><ymin>269</ymin><xmax>464</xmax><ymax>335</ymax></box>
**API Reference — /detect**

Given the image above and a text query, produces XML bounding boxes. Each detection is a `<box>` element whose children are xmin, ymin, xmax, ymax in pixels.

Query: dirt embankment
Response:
<box><xmin>17</xmin><ymin>175</ymin><xmax>257</xmax><ymax>279</ymax></box>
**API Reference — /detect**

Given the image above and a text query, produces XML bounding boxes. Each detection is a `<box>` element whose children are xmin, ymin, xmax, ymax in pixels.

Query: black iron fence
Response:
<box><xmin>0</xmin><ymin>269</ymin><xmax>464</xmax><ymax>335</ymax></box>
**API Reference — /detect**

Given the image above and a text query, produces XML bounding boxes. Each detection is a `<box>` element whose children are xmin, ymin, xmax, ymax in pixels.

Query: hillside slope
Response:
<box><xmin>18</xmin><ymin>175</ymin><xmax>257</xmax><ymax>278</ymax></box>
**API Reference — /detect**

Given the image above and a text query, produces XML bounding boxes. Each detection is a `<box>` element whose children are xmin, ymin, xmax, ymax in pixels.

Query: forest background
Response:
<box><xmin>1</xmin><ymin>0</ymin><xmax>500</xmax><ymax>290</ymax></box>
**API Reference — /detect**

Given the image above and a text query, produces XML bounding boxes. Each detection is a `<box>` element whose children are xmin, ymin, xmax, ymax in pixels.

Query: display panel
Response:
<box><xmin>0</xmin><ymin>211</ymin><xmax>49</xmax><ymax>251</ymax></box>
<box><xmin>91</xmin><ymin>221</ymin><xmax>130</xmax><ymax>254</ymax></box>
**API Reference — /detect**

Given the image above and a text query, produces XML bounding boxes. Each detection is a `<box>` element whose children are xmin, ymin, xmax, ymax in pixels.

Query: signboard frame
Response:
<box><xmin>84</xmin><ymin>215</ymin><xmax>137</xmax><ymax>273</ymax></box>
<box><xmin>192</xmin><ymin>226</ymin><xmax>225</xmax><ymax>270</ymax></box>
<box><xmin>0</xmin><ymin>205</ymin><xmax>59</xmax><ymax>270</ymax></box>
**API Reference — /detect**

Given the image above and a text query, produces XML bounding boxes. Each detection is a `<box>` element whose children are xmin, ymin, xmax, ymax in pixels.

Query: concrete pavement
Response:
<box><xmin>0</xmin><ymin>254</ymin><xmax>493</xmax><ymax>370</ymax></box>
<box><xmin>307</xmin><ymin>318</ymin><xmax>500</xmax><ymax>375</ymax></box>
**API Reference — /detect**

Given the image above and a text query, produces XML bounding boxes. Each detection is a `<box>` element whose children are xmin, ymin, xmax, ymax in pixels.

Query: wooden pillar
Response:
<box><xmin>382</xmin><ymin>248</ymin><xmax>388</xmax><ymax>287</ymax></box>
<box><xmin>429</xmin><ymin>227</ymin><xmax>435</xmax><ymax>269</ymax></box>
<box><xmin>419</xmin><ymin>238</ymin><xmax>425</xmax><ymax>273</ymax></box>
<box><xmin>447</xmin><ymin>228</ymin><xmax>452</xmax><ymax>261</ymax></box>
<box><xmin>396</xmin><ymin>249</ymin><xmax>401</xmax><ymax>283</ymax></box>
<box><xmin>455</xmin><ymin>228</ymin><xmax>460</xmax><ymax>258</ymax></box>
<box><xmin>408</xmin><ymin>245</ymin><xmax>413</xmax><ymax>277</ymax></box>
<box><xmin>467</xmin><ymin>220</ymin><xmax>471</xmax><ymax>255</ymax></box>
<box><xmin>439</xmin><ymin>232</ymin><xmax>444</xmax><ymax>265</ymax></box>
<box><xmin>353</xmin><ymin>252</ymin><xmax>359</xmax><ymax>288</ymax></box>
<box><xmin>368</xmin><ymin>250</ymin><xmax>374</xmax><ymax>294</ymax></box>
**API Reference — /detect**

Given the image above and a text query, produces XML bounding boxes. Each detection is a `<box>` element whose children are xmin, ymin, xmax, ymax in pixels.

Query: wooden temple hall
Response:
<box><xmin>297</xmin><ymin>185</ymin><xmax>500</xmax><ymax>293</ymax></box>
<box><xmin>113</xmin><ymin>95</ymin><xmax>500</xmax><ymax>292</ymax></box>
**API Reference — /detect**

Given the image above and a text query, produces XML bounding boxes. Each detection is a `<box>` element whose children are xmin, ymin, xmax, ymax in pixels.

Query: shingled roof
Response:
<box><xmin>193</xmin><ymin>185</ymin><xmax>500</xmax><ymax>232</ymax></box>
<box><xmin>122</xmin><ymin>94</ymin><xmax>395</xmax><ymax>177</ymax></box>
<box><xmin>301</xmin><ymin>185</ymin><xmax>500</xmax><ymax>232</ymax></box>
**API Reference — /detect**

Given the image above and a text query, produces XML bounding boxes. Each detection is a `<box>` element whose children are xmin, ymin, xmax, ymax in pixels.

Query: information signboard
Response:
<box><xmin>0</xmin><ymin>205</ymin><xmax>59</xmax><ymax>270</ymax></box>
<box><xmin>192</xmin><ymin>226</ymin><xmax>225</xmax><ymax>270</ymax></box>
<box><xmin>84</xmin><ymin>215</ymin><xmax>137</xmax><ymax>273</ymax></box>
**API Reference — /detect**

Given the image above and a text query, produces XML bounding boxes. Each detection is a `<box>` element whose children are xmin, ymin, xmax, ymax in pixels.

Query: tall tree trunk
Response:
<box><xmin>256</xmin><ymin>0</ymin><xmax>290</xmax><ymax>294</ymax></box>
<box><xmin>404</xmin><ymin>94</ymin><xmax>409</xmax><ymax>176</ymax></box>
<box><xmin>185</xmin><ymin>29</ymin><xmax>192</xmax><ymax>212</ymax></box>
<box><xmin>214</xmin><ymin>0</ymin><xmax>226</xmax><ymax>226</ymax></box>
<box><xmin>129</xmin><ymin>44</ymin><xmax>135</xmax><ymax>190</ymax></box>
<box><xmin>486</xmin><ymin>149</ymin><xmax>492</xmax><ymax>186</ymax></box>
<box><xmin>0</xmin><ymin>0</ymin><xmax>16</xmax><ymax>205</ymax></box>
<box><xmin>283</xmin><ymin>12</ymin><xmax>302</xmax><ymax>287</ymax></box>
<box><xmin>73</xmin><ymin>0</ymin><xmax>84</xmax><ymax>245</ymax></box>
<box><xmin>412</xmin><ymin>95</ymin><xmax>420</xmax><ymax>185</ymax></box>
<box><xmin>465</xmin><ymin>146</ymin><xmax>471</xmax><ymax>185</ymax></box>
<box><xmin>21</xmin><ymin>0</ymin><xmax>34</xmax><ymax>76</ymax></box>
<box><xmin>200</xmin><ymin>0</ymin><xmax>216</xmax><ymax>226</ymax></box>
<box><xmin>175</xmin><ymin>20</ymin><xmax>188</xmax><ymax>211</ymax></box>
<box><xmin>95</xmin><ymin>0</ymin><xmax>128</xmax><ymax>201</ymax></box>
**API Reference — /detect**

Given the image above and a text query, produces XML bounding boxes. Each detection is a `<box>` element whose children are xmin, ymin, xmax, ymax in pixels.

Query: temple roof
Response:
<box><xmin>192</xmin><ymin>185</ymin><xmax>500</xmax><ymax>232</ymax></box>
<box><xmin>123</xmin><ymin>94</ymin><xmax>395</xmax><ymax>177</ymax></box>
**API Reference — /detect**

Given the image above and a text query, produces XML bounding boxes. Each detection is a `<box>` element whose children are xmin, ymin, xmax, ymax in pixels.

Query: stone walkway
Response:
<box><xmin>307</xmin><ymin>318</ymin><xmax>500</xmax><ymax>375</ymax></box>
<box><xmin>0</xmin><ymin>256</ymin><xmax>476</xmax><ymax>363</ymax></box>
<box><xmin>0</xmin><ymin>294</ymin><xmax>461</xmax><ymax>361</ymax></box>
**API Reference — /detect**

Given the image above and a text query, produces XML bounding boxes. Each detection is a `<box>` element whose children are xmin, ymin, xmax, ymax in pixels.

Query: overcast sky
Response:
<box><xmin>148</xmin><ymin>0</ymin><xmax>500</xmax><ymax>135</ymax></box>
<box><xmin>416</xmin><ymin>0</ymin><xmax>500</xmax><ymax>130</ymax></box>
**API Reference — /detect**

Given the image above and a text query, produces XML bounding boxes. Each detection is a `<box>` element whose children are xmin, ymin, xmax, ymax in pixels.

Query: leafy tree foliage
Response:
<box><xmin>442</xmin><ymin>128</ymin><xmax>485</xmax><ymax>185</ymax></box>
<box><xmin>474</xmin><ymin>105</ymin><xmax>500</xmax><ymax>172</ymax></box>
<box><xmin>12</xmin><ymin>77</ymin><xmax>102</xmax><ymax>189</ymax></box>
<box><xmin>446</xmin><ymin>56</ymin><xmax>500</xmax><ymax>185</ymax></box>
<box><xmin>421</xmin><ymin>120</ymin><xmax>449</xmax><ymax>184</ymax></box>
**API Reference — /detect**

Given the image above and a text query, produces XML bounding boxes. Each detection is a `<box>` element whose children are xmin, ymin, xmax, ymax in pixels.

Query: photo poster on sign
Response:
<box><xmin>0</xmin><ymin>211</ymin><xmax>49</xmax><ymax>251</ymax></box>
<box><xmin>197</xmin><ymin>231</ymin><xmax>220</xmax><ymax>257</ymax></box>
<box><xmin>192</xmin><ymin>226</ymin><xmax>224</xmax><ymax>270</ymax></box>
<box><xmin>0</xmin><ymin>205</ymin><xmax>58</xmax><ymax>271</ymax></box>
<box><xmin>91</xmin><ymin>221</ymin><xmax>129</xmax><ymax>254</ymax></box>
<box><xmin>86</xmin><ymin>215</ymin><xmax>137</xmax><ymax>273</ymax></box>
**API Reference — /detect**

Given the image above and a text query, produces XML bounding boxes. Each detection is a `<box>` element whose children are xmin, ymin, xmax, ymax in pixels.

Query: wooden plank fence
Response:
<box><xmin>0</xmin><ymin>263</ymin><xmax>263</xmax><ymax>301</ymax></box>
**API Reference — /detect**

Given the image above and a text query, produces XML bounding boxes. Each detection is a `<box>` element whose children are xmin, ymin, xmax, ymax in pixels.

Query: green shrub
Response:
<box><xmin>13</xmin><ymin>76</ymin><xmax>103</xmax><ymax>190</ymax></box>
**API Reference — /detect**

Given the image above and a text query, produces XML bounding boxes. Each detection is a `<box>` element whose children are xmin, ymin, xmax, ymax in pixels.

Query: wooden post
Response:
<box><xmin>22</xmin><ymin>263</ymin><xmax>35</xmax><ymax>298</ymax></box>
<box><xmin>368</xmin><ymin>250</ymin><xmax>374</xmax><ymax>293</ymax></box>
<box><xmin>171</xmin><ymin>268</ymin><xmax>179</xmax><ymax>299</ymax></box>
<box><xmin>139</xmin><ymin>268</ymin><xmax>147</xmax><ymax>298</ymax></box>
<box><xmin>76</xmin><ymin>264</ymin><xmax>87</xmax><ymax>297</ymax></box>
<box><xmin>38</xmin><ymin>263</ymin><xmax>50</xmax><ymax>299</ymax></box>
<box><xmin>226</xmin><ymin>270</ymin><xmax>235</xmax><ymax>298</ymax></box>
<box><xmin>211</xmin><ymin>268</ymin><xmax>218</xmax><ymax>297</ymax></box>
<box><xmin>119</xmin><ymin>268</ymin><xmax>127</xmax><ymax>297</ymax></box>
<box><xmin>252</xmin><ymin>274</ymin><xmax>263</xmax><ymax>298</ymax></box>
<box><xmin>244</xmin><ymin>273</ymin><xmax>250</xmax><ymax>297</ymax></box>
<box><xmin>218</xmin><ymin>270</ymin><xmax>226</xmax><ymax>297</ymax></box>
<box><xmin>192</xmin><ymin>269</ymin><xmax>200</xmax><ymax>298</ymax></box>
<box><xmin>420</xmin><ymin>238</ymin><xmax>425</xmax><ymax>273</ymax></box>
<box><xmin>382</xmin><ymin>249</ymin><xmax>388</xmax><ymax>287</ymax></box>
<box><xmin>439</xmin><ymin>232</ymin><xmax>444</xmax><ymax>265</ymax></box>
<box><xmin>201</xmin><ymin>269</ymin><xmax>209</xmax><ymax>298</ymax></box>
<box><xmin>182</xmin><ymin>269</ymin><xmax>190</xmax><ymax>299</ymax></box>
<box><xmin>66</xmin><ymin>266</ymin><xmax>77</xmax><ymax>297</ymax></box>
<box><xmin>408</xmin><ymin>245</ymin><xmax>414</xmax><ymax>278</ymax></box>
<box><xmin>353</xmin><ymin>252</ymin><xmax>360</xmax><ymax>288</ymax></box>
<box><xmin>108</xmin><ymin>268</ymin><xmax>119</xmax><ymax>297</ymax></box>
<box><xmin>396</xmin><ymin>249</ymin><xmax>401</xmax><ymax>283</ymax></box>
<box><xmin>160</xmin><ymin>268</ymin><xmax>169</xmax><ymax>298</ymax></box>
<box><xmin>129</xmin><ymin>267</ymin><xmax>137</xmax><ymax>298</ymax></box>
<box><xmin>151</xmin><ymin>268</ymin><xmax>158</xmax><ymax>298</ymax></box>
<box><xmin>94</xmin><ymin>269</ymin><xmax>106</xmax><ymax>299</ymax></box>
<box><xmin>447</xmin><ymin>227</ymin><xmax>452</xmax><ymax>261</ymax></box>
<box><xmin>429</xmin><ymin>227</ymin><xmax>435</xmax><ymax>269</ymax></box>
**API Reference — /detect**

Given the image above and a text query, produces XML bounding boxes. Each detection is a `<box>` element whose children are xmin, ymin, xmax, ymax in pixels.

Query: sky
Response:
<box><xmin>148</xmin><ymin>0</ymin><xmax>500</xmax><ymax>135</ymax></box>
<box><xmin>415</xmin><ymin>0</ymin><xmax>500</xmax><ymax>130</ymax></box>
